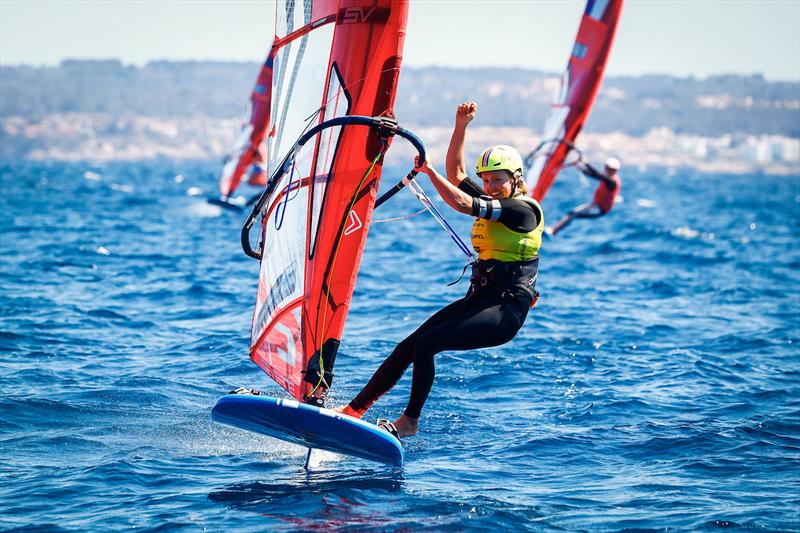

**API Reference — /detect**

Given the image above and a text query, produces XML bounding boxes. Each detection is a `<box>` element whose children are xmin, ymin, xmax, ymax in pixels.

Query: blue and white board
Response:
<box><xmin>211</xmin><ymin>394</ymin><xmax>403</xmax><ymax>466</ymax></box>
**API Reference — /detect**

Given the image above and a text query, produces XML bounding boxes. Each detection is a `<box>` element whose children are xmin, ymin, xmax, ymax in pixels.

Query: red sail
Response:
<box><xmin>248</xmin><ymin>0</ymin><xmax>409</xmax><ymax>400</ymax></box>
<box><xmin>217</xmin><ymin>56</ymin><xmax>274</xmax><ymax>198</ymax></box>
<box><xmin>528</xmin><ymin>0</ymin><xmax>623</xmax><ymax>203</ymax></box>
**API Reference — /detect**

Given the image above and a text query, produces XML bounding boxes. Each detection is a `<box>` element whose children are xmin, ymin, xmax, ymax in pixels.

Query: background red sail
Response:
<box><xmin>528</xmin><ymin>0</ymin><xmax>623</xmax><ymax>203</ymax></box>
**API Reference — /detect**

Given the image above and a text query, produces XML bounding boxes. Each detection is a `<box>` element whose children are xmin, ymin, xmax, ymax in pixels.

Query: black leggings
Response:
<box><xmin>349</xmin><ymin>290</ymin><xmax>531</xmax><ymax>418</ymax></box>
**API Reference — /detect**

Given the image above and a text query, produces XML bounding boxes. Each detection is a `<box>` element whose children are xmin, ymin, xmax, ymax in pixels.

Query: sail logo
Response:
<box><xmin>344</xmin><ymin>211</ymin><xmax>362</xmax><ymax>236</ymax></box>
<box><xmin>274</xmin><ymin>323</ymin><xmax>296</xmax><ymax>365</ymax></box>
<box><xmin>339</xmin><ymin>7</ymin><xmax>390</xmax><ymax>24</ymax></box>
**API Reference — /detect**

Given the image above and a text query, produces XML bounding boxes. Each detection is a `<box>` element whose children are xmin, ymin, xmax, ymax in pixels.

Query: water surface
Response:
<box><xmin>1</xmin><ymin>160</ymin><xmax>798</xmax><ymax>530</ymax></box>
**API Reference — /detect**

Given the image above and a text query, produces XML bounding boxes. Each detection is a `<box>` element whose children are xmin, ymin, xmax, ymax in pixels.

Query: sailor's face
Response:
<box><xmin>480</xmin><ymin>170</ymin><xmax>513</xmax><ymax>199</ymax></box>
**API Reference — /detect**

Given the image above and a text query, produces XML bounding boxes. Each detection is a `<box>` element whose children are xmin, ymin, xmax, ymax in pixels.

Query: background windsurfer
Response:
<box><xmin>547</xmin><ymin>156</ymin><xmax>621</xmax><ymax>236</ymax></box>
<box><xmin>336</xmin><ymin>102</ymin><xmax>542</xmax><ymax>438</ymax></box>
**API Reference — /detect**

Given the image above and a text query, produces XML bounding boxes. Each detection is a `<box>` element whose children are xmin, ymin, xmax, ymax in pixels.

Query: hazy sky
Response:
<box><xmin>1</xmin><ymin>0</ymin><xmax>799</xmax><ymax>81</ymax></box>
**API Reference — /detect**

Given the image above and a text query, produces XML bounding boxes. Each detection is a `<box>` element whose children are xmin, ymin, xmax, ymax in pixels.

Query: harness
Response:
<box><xmin>468</xmin><ymin>257</ymin><xmax>539</xmax><ymax>304</ymax></box>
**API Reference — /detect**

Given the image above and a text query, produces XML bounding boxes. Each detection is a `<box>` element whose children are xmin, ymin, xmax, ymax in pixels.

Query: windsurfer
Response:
<box><xmin>336</xmin><ymin>102</ymin><xmax>542</xmax><ymax>437</ymax></box>
<box><xmin>547</xmin><ymin>156</ymin><xmax>621</xmax><ymax>237</ymax></box>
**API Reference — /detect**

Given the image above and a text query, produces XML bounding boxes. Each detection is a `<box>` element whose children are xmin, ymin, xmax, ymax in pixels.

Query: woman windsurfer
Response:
<box><xmin>336</xmin><ymin>102</ymin><xmax>543</xmax><ymax>437</ymax></box>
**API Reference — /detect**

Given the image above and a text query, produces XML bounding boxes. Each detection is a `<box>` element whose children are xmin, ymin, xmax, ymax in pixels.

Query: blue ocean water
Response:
<box><xmin>1</xmin><ymin>159</ymin><xmax>799</xmax><ymax>531</ymax></box>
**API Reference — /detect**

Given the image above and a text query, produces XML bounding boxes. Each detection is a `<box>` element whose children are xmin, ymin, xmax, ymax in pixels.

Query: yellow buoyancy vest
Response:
<box><xmin>471</xmin><ymin>196</ymin><xmax>543</xmax><ymax>262</ymax></box>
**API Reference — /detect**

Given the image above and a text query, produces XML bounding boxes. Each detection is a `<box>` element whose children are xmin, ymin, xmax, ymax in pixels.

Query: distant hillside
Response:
<box><xmin>1</xmin><ymin>60</ymin><xmax>798</xmax><ymax>138</ymax></box>
<box><xmin>399</xmin><ymin>68</ymin><xmax>800</xmax><ymax>137</ymax></box>
<box><xmin>0</xmin><ymin>60</ymin><xmax>254</xmax><ymax>119</ymax></box>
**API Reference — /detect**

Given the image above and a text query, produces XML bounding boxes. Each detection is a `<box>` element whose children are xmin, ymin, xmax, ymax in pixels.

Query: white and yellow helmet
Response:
<box><xmin>476</xmin><ymin>145</ymin><xmax>524</xmax><ymax>176</ymax></box>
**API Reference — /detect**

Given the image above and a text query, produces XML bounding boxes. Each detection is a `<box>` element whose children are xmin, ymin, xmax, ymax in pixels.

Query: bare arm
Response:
<box><xmin>415</xmin><ymin>159</ymin><xmax>473</xmax><ymax>215</ymax></box>
<box><xmin>445</xmin><ymin>101</ymin><xmax>477</xmax><ymax>186</ymax></box>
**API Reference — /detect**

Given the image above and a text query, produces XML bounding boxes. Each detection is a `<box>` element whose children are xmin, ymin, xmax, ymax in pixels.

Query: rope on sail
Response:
<box><xmin>372</xmin><ymin>207</ymin><xmax>427</xmax><ymax>224</ymax></box>
<box><xmin>308</xmin><ymin>144</ymin><xmax>388</xmax><ymax>398</ymax></box>
<box><xmin>406</xmin><ymin>180</ymin><xmax>475</xmax><ymax>260</ymax></box>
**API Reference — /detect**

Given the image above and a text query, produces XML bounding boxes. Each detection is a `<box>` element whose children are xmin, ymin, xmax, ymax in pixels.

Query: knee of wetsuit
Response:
<box><xmin>410</xmin><ymin>343</ymin><xmax>436</xmax><ymax>365</ymax></box>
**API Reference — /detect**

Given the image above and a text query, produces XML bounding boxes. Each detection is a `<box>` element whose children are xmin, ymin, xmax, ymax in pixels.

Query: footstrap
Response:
<box><xmin>376</xmin><ymin>418</ymin><xmax>400</xmax><ymax>438</ymax></box>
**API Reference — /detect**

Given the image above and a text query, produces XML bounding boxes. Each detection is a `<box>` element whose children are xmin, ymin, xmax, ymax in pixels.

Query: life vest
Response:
<box><xmin>593</xmin><ymin>175</ymin><xmax>621</xmax><ymax>213</ymax></box>
<box><xmin>471</xmin><ymin>195</ymin><xmax>543</xmax><ymax>262</ymax></box>
<box><xmin>468</xmin><ymin>195</ymin><xmax>543</xmax><ymax>303</ymax></box>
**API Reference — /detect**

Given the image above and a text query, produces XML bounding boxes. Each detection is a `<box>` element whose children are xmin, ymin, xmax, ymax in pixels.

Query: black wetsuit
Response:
<box><xmin>349</xmin><ymin>178</ymin><xmax>541</xmax><ymax>419</ymax></box>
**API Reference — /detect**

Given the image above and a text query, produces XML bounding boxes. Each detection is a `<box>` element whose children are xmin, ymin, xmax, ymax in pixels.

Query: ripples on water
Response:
<box><xmin>1</xmin><ymin>160</ymin><xmax>799</xmax><ymax>530</ymax></box>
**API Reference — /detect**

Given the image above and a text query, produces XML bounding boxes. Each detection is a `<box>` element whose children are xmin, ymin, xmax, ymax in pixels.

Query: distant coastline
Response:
<box><xmin>1</xmin><ymin>61</ymin><xmax>798</xmax><ymax>175</ymax></box>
